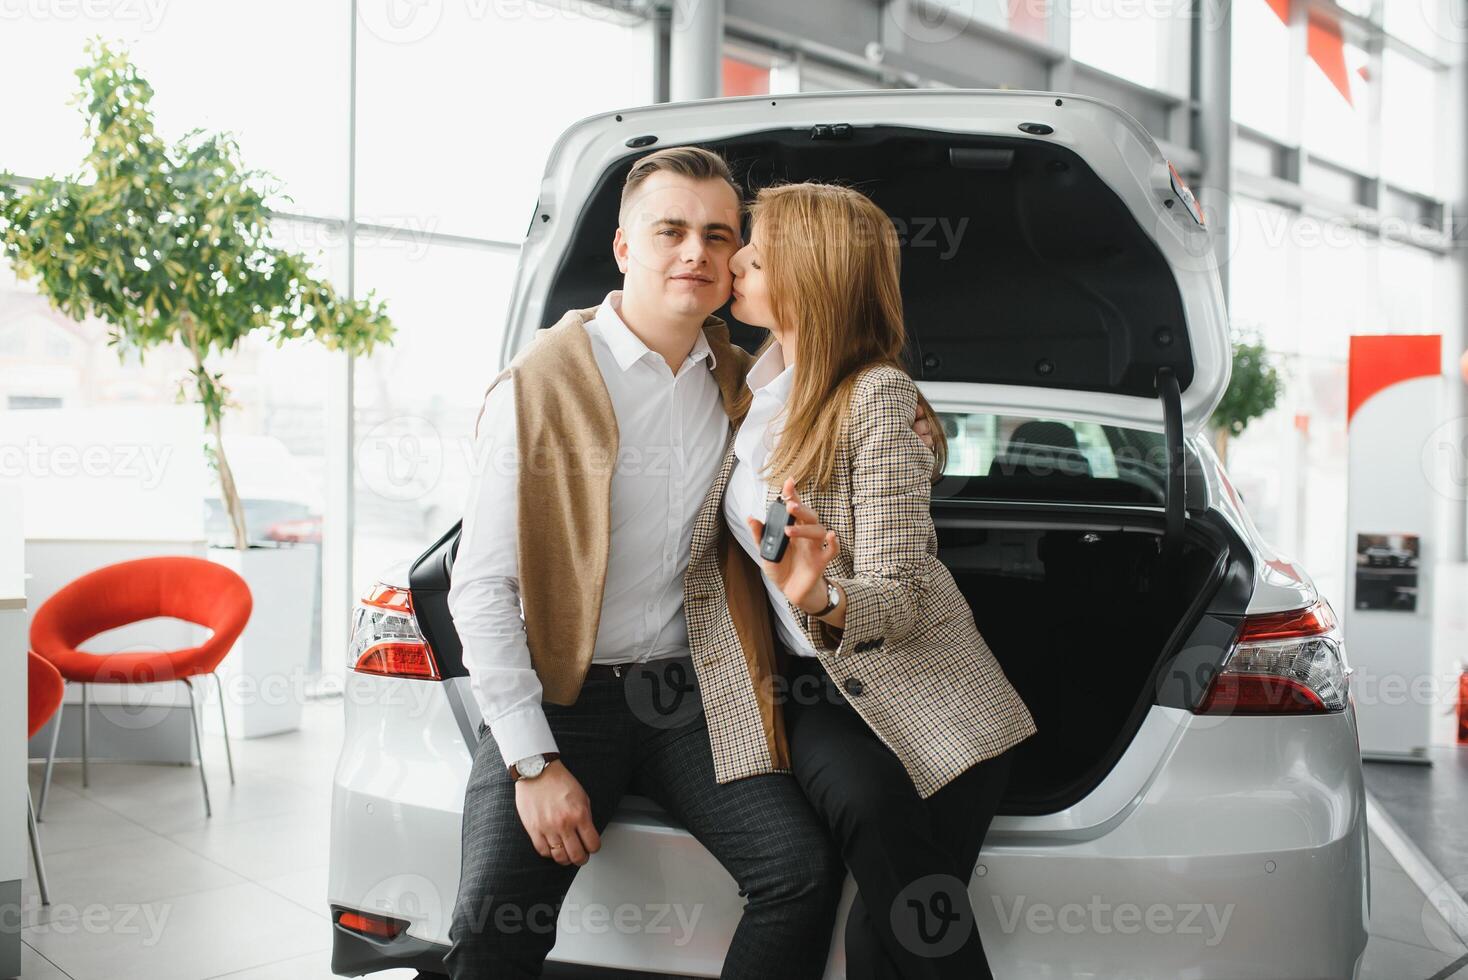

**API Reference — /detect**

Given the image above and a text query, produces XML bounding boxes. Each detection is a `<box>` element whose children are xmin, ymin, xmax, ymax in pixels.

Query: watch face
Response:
<box><xmin>519</xmin><ymin>754</ymin><xmax>546</xmax><ymax>779</ymax></box>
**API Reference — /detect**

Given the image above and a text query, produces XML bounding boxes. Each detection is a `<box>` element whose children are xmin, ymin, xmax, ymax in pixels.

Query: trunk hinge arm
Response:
<box><xmin>1155</xmin><ymin>366</ymin><xmax>1185</xmax><ymax>565</ymax></box>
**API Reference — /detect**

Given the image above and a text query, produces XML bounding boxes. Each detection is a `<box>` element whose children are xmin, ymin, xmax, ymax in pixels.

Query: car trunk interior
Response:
<box><xmin>542</xmin><ymin>123</ymin><xmax>1195</xmax><ymax>399</ymax></box>
<box><xmin>933</xmin><ymin>506</ymin><xmax>1235</xmax><ymax>813</ymax></box>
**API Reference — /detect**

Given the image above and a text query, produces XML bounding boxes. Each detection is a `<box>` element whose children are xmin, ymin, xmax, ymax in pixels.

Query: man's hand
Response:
<box><xmin>515</xmin><ymin>762</ymin><xmax>600</xmax><ymax>866</ymax></box>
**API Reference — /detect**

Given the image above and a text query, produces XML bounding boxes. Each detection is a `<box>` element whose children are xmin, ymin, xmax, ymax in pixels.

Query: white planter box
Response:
<box><xmin>203</xmin><ymin>544</ymin><xmax>316</xmax><ymax>739</ymax></box>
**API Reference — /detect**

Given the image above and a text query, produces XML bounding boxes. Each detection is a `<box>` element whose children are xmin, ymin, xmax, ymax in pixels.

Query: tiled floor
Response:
<box><xmin>16</xmin><ymin>700</ymin><xmax>1468</xmax><ymax>979</ymax></box>
<box><xmin>1366</xmin><ymin>748</ymin><xmax>1468</xmax><ymax>904</ymax></box>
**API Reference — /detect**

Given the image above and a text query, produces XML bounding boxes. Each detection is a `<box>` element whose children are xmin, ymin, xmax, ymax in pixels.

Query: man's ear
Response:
<box><xmin>612</xmin><ymin>226</ymin><xmax>629</xmax><ymax>274</ymax></box>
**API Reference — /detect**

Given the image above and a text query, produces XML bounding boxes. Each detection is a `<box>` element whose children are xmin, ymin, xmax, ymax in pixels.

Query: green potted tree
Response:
<box><xmin>0</xmin><ymin>39</ymin><xmax>394</xmax><ymax>736</ymax></box>
<box><xmin>1210</xmin><ymin>330</ymin><xmax>1282</xmax><ymax>467</ymax></box>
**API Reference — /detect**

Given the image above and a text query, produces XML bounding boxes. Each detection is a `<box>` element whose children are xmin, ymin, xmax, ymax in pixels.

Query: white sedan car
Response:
<box><xmin>328</xmin><ymin>89</ymin><xmax>1368</xmax><ymax>979</ymax></box>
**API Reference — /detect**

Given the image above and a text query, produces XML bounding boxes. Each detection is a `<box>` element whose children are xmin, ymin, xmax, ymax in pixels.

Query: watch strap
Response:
<box><xmin>508</xmin><ymin>751</ymin><xmax>562</xmax><ymax>781</ymax></box>
<box><xmin>810</xmin><ymin>579</ymin><xmax>839</xmax><ymax>618</ymax></box>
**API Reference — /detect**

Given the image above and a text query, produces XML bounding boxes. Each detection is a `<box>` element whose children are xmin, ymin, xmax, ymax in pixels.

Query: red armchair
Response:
<box><xmin>27</xmin><ymin>650</ymin><xmax>64</xmax><ymax>905</ymax></box>
<box><xmin>30</xmin><ymin>556</ymin><xmax>253</xmax><ymax>818</ymax></box>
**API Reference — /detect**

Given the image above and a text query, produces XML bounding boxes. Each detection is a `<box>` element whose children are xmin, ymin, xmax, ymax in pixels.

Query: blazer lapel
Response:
<box><xmin>689</xmin><ymin>428</ymin><xmax>739</xmax><ymax>568</ymax></box>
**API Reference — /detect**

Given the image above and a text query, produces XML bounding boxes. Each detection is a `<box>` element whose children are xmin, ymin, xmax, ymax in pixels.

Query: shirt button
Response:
<box><xmin>843</xmin><ymin>677</ymin><xmax>865</xmax><ymax>697</ymax></box>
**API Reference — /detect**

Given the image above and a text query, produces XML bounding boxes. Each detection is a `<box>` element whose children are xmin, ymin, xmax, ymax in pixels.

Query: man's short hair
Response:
<box><xmin>619</xmin><ymin>146</ymin><xmax>742</xmax><ymax>226</ymax></box>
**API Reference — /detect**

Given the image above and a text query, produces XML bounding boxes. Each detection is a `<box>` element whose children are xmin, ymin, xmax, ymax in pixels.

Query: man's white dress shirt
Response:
<box><xmin>722</xmin><ymin>341</ymin><xmax>821</xmax><ymax>659</ymax></box>
<box><xmin>447</xmin><ymin>291</ymin><xmax>731</xmax><ymax>766</ymax></box>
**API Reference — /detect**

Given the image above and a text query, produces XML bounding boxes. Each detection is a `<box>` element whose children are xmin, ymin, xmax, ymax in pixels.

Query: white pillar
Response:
<box><xmin>669</xmin><ymin>0</ymin><xmax>723</xmax><ymax>102</ymax></box>
<box><xmin>1195</xmin><ymin>0</ymin><xmax>1232</xmax><ymax>298</ymax></box>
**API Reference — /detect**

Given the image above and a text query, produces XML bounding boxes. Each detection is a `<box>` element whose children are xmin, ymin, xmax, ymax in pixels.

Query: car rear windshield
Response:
<box><xmin>933</xmin><ymin>411</ymin><xmax>1170</xmax><ymax>506</ymax></box>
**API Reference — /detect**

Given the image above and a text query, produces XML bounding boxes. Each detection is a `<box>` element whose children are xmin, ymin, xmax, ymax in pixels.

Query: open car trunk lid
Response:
<box><xmin>501</xmin><ymin>88</ymin><xmax>1231</xmax><ymax>437</ymax></box>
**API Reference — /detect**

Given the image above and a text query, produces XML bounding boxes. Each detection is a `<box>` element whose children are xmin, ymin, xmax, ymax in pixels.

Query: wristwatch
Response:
<box><xmin>508</xmin><ymin>752</ymin><xmax>561</xmax><ymax>782</ymax></box>
<box><xmin>810</xmin><ymin>578</ymin><xmax>841</xmax><ymax>618</ymax></box>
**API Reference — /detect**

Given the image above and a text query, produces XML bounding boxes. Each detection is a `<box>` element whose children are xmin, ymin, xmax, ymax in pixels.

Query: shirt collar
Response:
<box><xmin>745</xmin><ymin>340</ymin><xmax>795</xmax><ymax>401</ymax></box>
<box><xmin>592</xmin><ymin>290</ymin><xmax>719</xmax><ymax>373</ymax></box>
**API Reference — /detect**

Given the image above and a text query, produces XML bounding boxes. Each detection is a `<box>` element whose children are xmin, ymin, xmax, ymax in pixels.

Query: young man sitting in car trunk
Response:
<box><xmin>444</xmin><ymin>146</ymin><xmax>942</xmax><ymax>979</ymax></box>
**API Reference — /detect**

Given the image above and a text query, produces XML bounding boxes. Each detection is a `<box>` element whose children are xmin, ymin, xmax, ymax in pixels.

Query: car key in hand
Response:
<box><xmin>759</xmin><ymin>496</ymin><xmax>795</xmax><ymax>562</ymax></box>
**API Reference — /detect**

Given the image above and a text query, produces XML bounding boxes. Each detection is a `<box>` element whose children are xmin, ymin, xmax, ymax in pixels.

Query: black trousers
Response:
<box><xmin>445</xmin><ymin>656</ymin><xmax>845</xmax><ymax>979</ymax></box>
<box><xmin>783</xmin><ymin>656</ymin><xmax>1015</xmax><ymax>980</ymax></box>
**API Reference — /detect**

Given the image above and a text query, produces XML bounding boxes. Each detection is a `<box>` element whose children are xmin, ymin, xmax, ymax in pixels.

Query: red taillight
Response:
<box><xmin>362</xmin><ymin>582</ymin><xmax>414</xmax><ymax>613</ymax></box>
<box><xmin>1236</xmin><ymin>601</ymin><xmax>1337</xmax><ymax>641</ymax></box>
<box><xmin>337</xmin><ymin>909</ymin><xmax>406</xmax><ymax>939</ymax></box>
<box><xmin>349</xmin><ymin>584</ymin><xmax>440</xmax><ymax>680</ymax></box>
<box><xmin>354</xmin><ymin>642</ymin><xmax>439</xmax><ymax>679</ymax></box>
<box><xmin>1195</xmin><ymin>599</ymin><xmax>1350</xmax><ymax>716</ymax></box>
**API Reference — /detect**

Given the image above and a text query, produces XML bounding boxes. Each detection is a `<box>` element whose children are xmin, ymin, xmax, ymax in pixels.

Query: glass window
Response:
<box><xmin>935</xmin><ymin>411</ymin><xmax>1167</xmax><ymax>505</ymax></box>
<box><xmin>1302</xmin><ymin>158</ymin><xmax>1365</xmax><ymax>202</ymax></box>
<box><xmin>1378</xmin><ymin>240</ymin><xmax>1454</xmax><ymax>336</ymax></box>
<box><xmin>0</xmin><ymin>215</ymin><xmax>337</xmax><ymax>656</ymax></box>
<box><xmin>959</xmin><ymin>0</ymin><xmax>1051</xmax><ymax>44</ymax></box>
<box><xmin>724</xmin><ymin>55</ymin><xmax>772</xmax><ymax>96</ymax></box>
<box><xmin>350</xmin><ymin>235</ymin><xmax>518</xmax><ymax>601</ymax></box>
<box><xmin>1297</xmin><ymin>217</ymin><xmax>1378</xmax><ymax>362</ymax></box>
<box><xmin>1302</xmin><ymin>16</ymin><xmax>1373</xmax><ymax>173</ymax></box>
<box><xmin>1070</xmin><ymin>0</ymin><xmax>1189</xmax><ymax>94</ymax></box>
<box><xmin>1385</xmin><ymin>0</ymin><xmax>1455</xmax><ymax>58</ymax></box>
<box><xmin>799</xmin><ymin>60</ymin><xmax>886</xmax><ymax>93</ymax></box>
<box><xmin>0</xmin><ymin>0</ymin><xmax>350</xmax><ymax>219</ymax></box>
<box><xmin>354</xmin><ymin>1</ymin><xmax>654</xmax><ymax>243</ymax></box>
<box><xmin>1228</xmin><ymin>197</ymin><xmax>1303</xmax><ymax>355</ymax></box>
<box><xmin>1231</xmin><ymin>0</ymin><xmax>1294</xmax><ymax>141</ymax></box>
<box><xmin>1381</xmin><ymin>48</ymin><xmax>1444</xmax><ymax>197</ymax></box>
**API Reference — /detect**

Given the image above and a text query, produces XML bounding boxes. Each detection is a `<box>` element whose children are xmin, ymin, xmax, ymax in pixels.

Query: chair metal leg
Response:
<box><xmin>81</xmin><ymin>681</ymin><xmax>89</xmax><ymax>789</ymax></box>
<box><xmin>183</xmin><ymin>677</ymin><xmax>212</xmax><ymax>817</ymax></box>
<box><xmin>212</xmin><ymin>671</ymin><xmax>235</xmax><ymax>785</ymax></box>
<box><xmin>37</xmin><ymin>689</ymin><xmax>63</xmax><ymax>823</ymax></box>
<box><xmin>27</xmin><ymin>786</ymin><xmax>50</xmax><ymax>906</ymax></box>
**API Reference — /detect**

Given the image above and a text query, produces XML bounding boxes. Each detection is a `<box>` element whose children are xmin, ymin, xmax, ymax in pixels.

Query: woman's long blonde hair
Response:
<box><xmin>734</xmin><ymin>181</ymin><xmax>947</xmax><ymax>490</ymax></box>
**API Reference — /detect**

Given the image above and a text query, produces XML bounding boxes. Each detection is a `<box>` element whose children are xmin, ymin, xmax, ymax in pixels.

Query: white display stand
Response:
<box><xmin>202</xmin><ymin>544</ymin><xmax>316</xmax><ymax>739</ymax></box>
<box><xmin>1344</xmin><ymin>334</ymin><xmax>1442</xmax><ymax>762</ymax></box>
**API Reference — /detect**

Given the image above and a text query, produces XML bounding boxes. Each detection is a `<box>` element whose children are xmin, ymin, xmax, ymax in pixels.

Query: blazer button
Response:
<box><xmin>843</xmin><ymin>677</ymin><xmax>865</xmax><ymax>697</ymax></box>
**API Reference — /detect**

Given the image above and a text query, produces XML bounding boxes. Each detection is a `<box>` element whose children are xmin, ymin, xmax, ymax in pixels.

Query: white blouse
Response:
<box><xmin>722</xmin><ymin>341</ymin><xmax>822</xmax><ymax>658</ymax></box>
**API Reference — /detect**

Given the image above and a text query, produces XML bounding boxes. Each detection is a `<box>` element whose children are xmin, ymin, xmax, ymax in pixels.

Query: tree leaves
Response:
<box><xmin>0</xmin><ymin>37</ymin><xmax>397</xmax><ymax>549</ymax></box>
<box><xmin>1211</xmin><ymin>331</ymin><xmax>1283</xmax><ymax>439</ymax></box>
